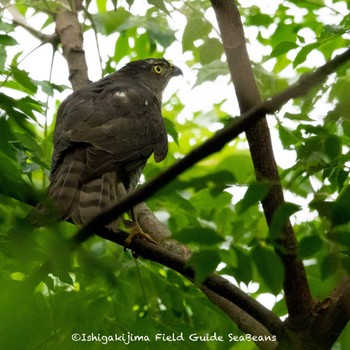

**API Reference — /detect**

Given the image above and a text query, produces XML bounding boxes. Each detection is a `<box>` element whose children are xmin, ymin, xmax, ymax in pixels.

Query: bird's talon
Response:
<box><xmin>124</xmin><ymin>225</ymin><xmax>158</xmax><ymax>247</ymax></box>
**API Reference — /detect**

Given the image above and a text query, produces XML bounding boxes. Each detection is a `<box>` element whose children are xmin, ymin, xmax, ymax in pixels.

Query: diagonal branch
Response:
<box><xmin>72</xmin><ymin>46</ymin><xmax>350</xmax><ymax>246</ymax></box>
<box><xmin>95</xmin><ymin>226</ymin><xmax>284</xmax><ymax>338</ymax></box>
<box><xmin>68</xmin><ymin>46</ymin><xmax>350</xmax><ymax>343</ymax></box>
<box><xmin>0</xmin><ymin>1</ymin><xmax>57</xmax><ymax>43</ymax></box>
<box><xmin>200</xmin><ymin>286</ymin><xmax>279</xmax><ymax>350</ymax></box>
<box><xmin>30</xmin><ymin>2</ymin><xmax>350</xmax><ymax>343</ymax></box>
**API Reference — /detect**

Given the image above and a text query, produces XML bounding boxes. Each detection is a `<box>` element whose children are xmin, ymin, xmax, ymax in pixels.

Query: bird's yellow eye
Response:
<box><xmin>153</xmin><ymin>64</ymin><xmax>163</xmax><ymax>74</ymax></box>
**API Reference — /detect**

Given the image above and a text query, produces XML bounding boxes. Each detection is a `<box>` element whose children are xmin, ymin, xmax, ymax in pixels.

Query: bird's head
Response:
<box><xmin>120</xmin><ymin>58</ymin><xmax>182</xmax><ymax>94</ymax></box>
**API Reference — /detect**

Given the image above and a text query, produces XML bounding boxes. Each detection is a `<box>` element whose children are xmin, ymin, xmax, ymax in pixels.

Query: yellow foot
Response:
<box><xmin>124</xmin><ymin>223</ymin><xmax>158</xmax><ymax>247</ymax></box>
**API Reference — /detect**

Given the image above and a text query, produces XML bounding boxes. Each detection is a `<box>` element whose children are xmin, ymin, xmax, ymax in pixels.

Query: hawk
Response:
<box><xmin>44</xmin><ymin>58</ymin><xmax>182</xmax><ymax>244</ymax></box>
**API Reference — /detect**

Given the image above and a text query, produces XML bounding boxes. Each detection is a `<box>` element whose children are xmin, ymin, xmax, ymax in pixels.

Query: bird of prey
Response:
<box><xmin>43</xmin><ymin>58</ymin><xmax>182</xmax><ymax>244</ymax></box>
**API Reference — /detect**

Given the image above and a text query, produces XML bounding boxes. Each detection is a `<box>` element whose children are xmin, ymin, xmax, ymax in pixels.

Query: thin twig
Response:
<box><xmin>0</xmin><ymin>1</ymin><xmax>57</xmax><ymax>43</ymax></box>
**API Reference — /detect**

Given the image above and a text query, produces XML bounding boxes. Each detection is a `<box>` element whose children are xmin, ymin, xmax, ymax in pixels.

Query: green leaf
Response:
<box><xmin>320</xmin><ymin>254</ymin><xmax>340</xmax><ymax>280</ymax></box>
<box><xmin>324</xmin><ymin>135</ymin><xmax>341</xmax><ymax>159</ymax></box>
<box><xmin>36</xmin><ymin>81</ymin><xmax>68</xmax><ymax>96</ymax></box>
<box><xmin>232</xmin><ymin>247</ymin><xmax>253</xmax><ymax>284</ymax></box>
<box><xmin>341</xmin><ymin>255</ymin><xmax>350</xmax><ymax>275</ymax></box>
<box><xmin>270</xmin><ymin>21</ymin><xmax>298</xmax><ymax>47</ymax></box>
<box><xmin>56</xmin><ymin>271</ymin><xmax>74</xmax><ymax>285</ymax></box>
<box><xmin>298</xmin><ymin>235</ymin><xmax>323</xmax><ymax>258</ymax></box>
<box><xmin>270</xmin><ymin>41</ymin><xmax>299</xmax><ymax>57</ymax></box>
<box><xmin>16</xmin><ymin>96</ymin><xmax>43</xmax><ymax>121</ymax></box>
<box><xmin>194</xmin><ymin>60</ymin><xmax>229</xmax><ymax>86</ymax></box>
<box><xmin>0</xmin><ymin>153</ymin><xmax>21</xmax><ymax>181</ymax></box>
<box><xmin>278</xmin><ymin>124</ymin><xmax>301</xmax><ymax>149</ymax></box>
<box><xmin>332</xmin><ymin>185</ymin><xmax>350</xmax><ymax>226</ymax></box>
<box><xmin>96</xmin><ymin>0</ymin><xmax>107</xmax><ymax>12</ymax></box>
<box><xmin>164</xmin><ymin>117</ymin><xmax>179</xmax><ymax>145</ymax></box>
<box><xmin>309</xmin><ymin>199</ymin><xmax>333</xmax><ymax>220</ymax></box>
<box><xmin>337</xmin><ymin>169</ymin><xmax>348</xmax><ymax>192</ymax></box>
<box><xmin>93</xmin><ymin>8</ymin><xmax>131</xmax><ymax>35</ymax></box>
<box><xmin>0</xmin><ymin>46</ymin><xmax>6</xmax><ymax>71</ymax></box>
<box><xmin>135</xmin><ymin>32</ymin><xmax>153</xmax><ymax>57</ymax></box>
<box><xmin>218</xmin><ymin>153</ymin><xmax>254</xmax><ymax>184</ymax></box>
<box><xmin>114</xmin><ymin>33</ymin><xmax>131</xmax><ymax>63</ymax></box>
<box><xmin>293</xmin><ymin>43</ymin><xmax>319</xmax><ymax>67</ymax></box>
<box><xmin>147</xmin><ymin>0</ymin><xmax>170</xmax><ymax>15</ymax></box>
<box><xmin>190</xmin><ymin>189</ymin><xmax>232</xmax><ymax>221</ymax></box>
<box><xmin>321</xmin><ymin>24</ymin><xmax>345</xmax><ymax>38</ymax></box>
<box><xmin>198</xmin><ymin>38</ymin><xmax>223</xmax><ymax>65</ymax></box>
<box><xmin>252</xmin><ymin>245</ymin><xmax>284</xmax><ymax>295</ymax></box>
<box><xmin>0</xmin><ymin>34</ymin><xmax>18</xmax><ymax>46</ymax></box>
<box><xmin>270</xmin><ymin>202</ymin><xmax>301</xmax><ymax>239</ymax></box>
<box><xmin>272</xmin><ymin>298</ymin><xmax>287</xmax><ymax>317</ymax></box>
<box><xmin>187</xmin><ymin>250</ymin><xmax>221</xmax><ymax>284</ymax></box>
<box><xmin>14</xmin><ymin>132</ymin><xmax>43</xmax><ymax>155</ymax></box>
<box><xmin>173</xmin><ymin>227</ymin><xmax>224</xmax><ymax>246</ymax></box>
<box><xmin>145</xmin><ymin>19</ymin><xmax>175</xmax><ymax>49</ymax></box>
<box><xmin>0</xmin><ymin>21</ymin><xmax>14</xmax><ymax>33</ymax></box>
<box><xmin>284</xmin><ymin>112</ymin><xmax>313</xmax><ymax>121</ymax></box>
<box><xmin>11</xmin><ymin>66</ymin><xmax>37</xmax><ymax>94</ymax></box>
<box><xmin>0</xmin><ymin>280</ymin><xmax>51</xmax><ymax>350</ymax></box>
<box><xmin>183</xmin><ymin>171</ymin><xmax>236</xmax><ymax>193</ymax></box>
<box><xmin>330</xmin><ymin>76</ymin><xmax>350</xmax><ymax>107</ymax></box>
<box><xmin>0</xmin><ymin>153</ymin><xmax>38</xmax><ymax>205</ymax></box>
<box><xmin>327</xmin><ymin>228</ymin><xmax>350</xmax><ymax>246</ymax></box>
<box><xmin>182</xmin><ymin>17</ymin><xmax>211</xmax><ymax>52</ymax></box>
<box><xmin>236</xmin><ymin>182</ymin><xmax>270</xmax><ymax>214</ymax></box>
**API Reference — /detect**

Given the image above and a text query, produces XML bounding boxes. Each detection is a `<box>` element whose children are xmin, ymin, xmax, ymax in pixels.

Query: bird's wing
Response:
<box><xmin>51</xmin><ymin>77</ymin><xmax>168</xmax><ymax>181</ymax></box>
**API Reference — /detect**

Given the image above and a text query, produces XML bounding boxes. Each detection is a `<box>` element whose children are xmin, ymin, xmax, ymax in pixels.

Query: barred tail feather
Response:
<box><xmin>48</xmin><ymin>150</ymin><xmax>85</xmax><ymax>221</ymax></box>
<box><xmin>77</xmin><ymin>171</ymin><xmax>125</xmax><ymax>230</ymax></box>
<box><xmin>31</xmin><ymin>148</ymin><xmax>125</xmax><ymax>232</ymax></box>
<box><xmin>79</xmin><ymin>171</ymin><xmax>119</xmax><ymax>228</ymax></box>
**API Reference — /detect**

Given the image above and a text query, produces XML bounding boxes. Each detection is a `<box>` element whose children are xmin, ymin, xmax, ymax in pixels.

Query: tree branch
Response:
<box><xmin>55</xmin><ymin>0</ymin><xmax>89</xmax><ymax>90</ymax></box>
<box><xmin>201</xmin><ymin>286</ymin><xmax>279</xmax><ymax>350</ymax></box>
<box><xmin>95</xmin><ymin>226</ymin><xmax>284</xmax><ymax>338</ymax></box>
<box><xmin>33</xmin><ymin>2</ymin><xmax>350</xmax><ymax>345</ymax></box>
<box><xmin>134</xmin><ymin>203</ymin><xmax>191</xmax><ymax>258</ymax></box>
<box><xmin>67</xmin><ymin>45</ymin><xmax>350</xmax><ymax>346</ymax></box>
<box><xmin>210</xmin><ymin>0</ymin><xmax>313</xmax><ymax>325</ymax></box>
<box><xmin>308</xmin><ymin>278</ymin><xmax>350</xmax><ymax>349</ymax></box>
<box><xmin>72</xmin><ymin>46</ymin><xmax>350</xmax><ymax>246</ymax></box>
<box><xmin>1</xmin><ymin>1</ymin><xmax>57</xmax><ymax>44</ymax></box>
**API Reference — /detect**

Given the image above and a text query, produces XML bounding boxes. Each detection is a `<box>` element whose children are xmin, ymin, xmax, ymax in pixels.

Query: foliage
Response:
<box><xmin>0</xmin><ymin>0</ymin><xmax>350</xmax><ymax>349</ymax></box>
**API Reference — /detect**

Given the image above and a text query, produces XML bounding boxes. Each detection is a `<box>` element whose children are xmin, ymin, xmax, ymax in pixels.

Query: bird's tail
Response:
<box><xmin>30</xmin><ymin>148</ymin><xmax>122</xmax><ymax>231</ymax></box>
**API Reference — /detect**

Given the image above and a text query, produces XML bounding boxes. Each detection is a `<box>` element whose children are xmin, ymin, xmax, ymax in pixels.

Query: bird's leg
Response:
<box><xmin>123</xmin><ymin>208</ymin><xmax>158</xmax><ymax>246</ymax></box>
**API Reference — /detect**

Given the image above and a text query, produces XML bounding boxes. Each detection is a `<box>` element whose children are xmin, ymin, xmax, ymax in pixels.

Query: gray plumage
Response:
<box><xmin>41</xmin><ymin>58</ymin><xmax>182</xmax><ymax>231</ymax></box>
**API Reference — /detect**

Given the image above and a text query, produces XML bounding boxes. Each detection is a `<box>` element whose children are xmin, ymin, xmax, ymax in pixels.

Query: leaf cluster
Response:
<box><xmin>1</xmin><ymin>0</ymin><xmax>350</xmax><ymax>348</ymax></box>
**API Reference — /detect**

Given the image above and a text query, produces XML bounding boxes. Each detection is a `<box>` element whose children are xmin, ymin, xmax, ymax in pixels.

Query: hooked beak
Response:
<box><xmin>170</xmin><ymin>64</ymin><xmax>183</xmax><ymax>77</ymax></box>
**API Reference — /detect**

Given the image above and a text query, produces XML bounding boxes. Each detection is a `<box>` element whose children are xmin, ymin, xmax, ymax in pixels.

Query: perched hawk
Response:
<box><xmin>44</xmin><ymin>58</ymin><xmax>182</xmax><ymax>244</ymax></box>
